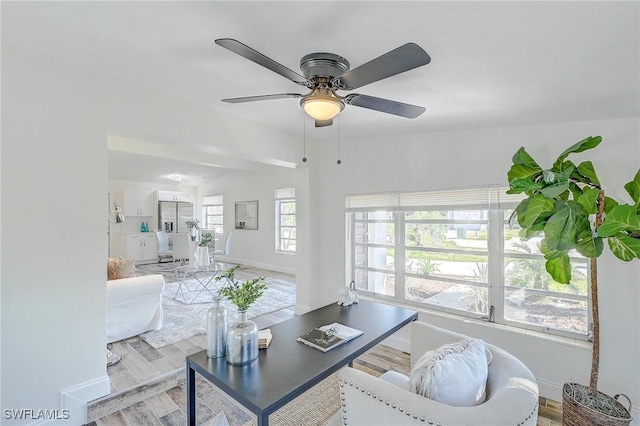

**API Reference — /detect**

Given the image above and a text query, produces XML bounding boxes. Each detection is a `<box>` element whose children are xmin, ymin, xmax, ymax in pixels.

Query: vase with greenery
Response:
<box><xmin>217</xmin><ymin>265</ymin><xmax>267</xmax><ymax>365</ymax></box>
<box><xmin>185</xmin><ymin>219</ymin><xmax>200</xmax><ymax>241</ymax></box>
<box><xmin>195</xmin><ymin>232</ymin><xmax>212</xmax><ymax>267</ymax></box>
<box><xmin>507</xmin><ymin>136</ymin><xmax>639</xmax><ymax>424</ymax></box>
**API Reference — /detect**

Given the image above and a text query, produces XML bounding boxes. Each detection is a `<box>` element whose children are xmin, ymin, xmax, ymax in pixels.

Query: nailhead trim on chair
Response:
<box><xmin>515</xmin><ymin>403</ymin><xmax>539</xmax><ymax>426</ymax></box>
<box><xmin>339</xmin><ymin>376</ymin><xmax>540</xmax><ymax>426</ymax></box>
<box><xmin>339</xmin><ymin>377</ymin><xmax>438</xmax><ymax>424</ymax></box>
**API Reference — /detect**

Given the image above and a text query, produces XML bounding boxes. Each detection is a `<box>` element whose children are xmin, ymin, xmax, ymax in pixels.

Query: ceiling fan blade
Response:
<box><xmin>315</xmin><ymin>119</ymin><xmax>333</xmax><ymax>127</ymax></box>
<box><xmin>215</xmin><ymin>38</ymin><xmax>309</xmax><ymax>86</ymax></box>
<box><xmin>345</xmin><ymin>94</ymin><xmax>426</xmax><ymax>118</ymax></box>
<box><xmin>222</xmin><ymin>93</ymin><xmax>303</xmax><ymax>103</ymax></box>
<box><xmin>336</xmin><ymin>43</ymin><xmax>431</xmax><ymax>90</ymax></box>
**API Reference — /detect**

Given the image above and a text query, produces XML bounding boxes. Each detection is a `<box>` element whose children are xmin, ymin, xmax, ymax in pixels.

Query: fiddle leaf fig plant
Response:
<box><xmin>507</xmin><ymin>135</ymin><xmax>640</xmax><ymax>397</ymax></box>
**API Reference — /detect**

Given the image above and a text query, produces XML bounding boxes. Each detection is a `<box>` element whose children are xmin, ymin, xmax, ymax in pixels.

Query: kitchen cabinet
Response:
<box><xmin>121</xmin><ymin>234</ymin><xmax>157</xmax><ymax>264</ymax></box>
<box><xmin>116</xmin><ymin>189</ymin><xmax>154</xmax><ymax>216</ymax></box>
<box><xmin>157</xmin><ymin>190</ymin><xmax>190</xmax><ymax>202</ymax></box>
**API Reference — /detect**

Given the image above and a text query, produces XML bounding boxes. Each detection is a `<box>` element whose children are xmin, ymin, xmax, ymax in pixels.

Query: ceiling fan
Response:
<box><xmin>215</xmin><ymin>38</ymin><xmax>431</xmax><ymax>127</ymax></box>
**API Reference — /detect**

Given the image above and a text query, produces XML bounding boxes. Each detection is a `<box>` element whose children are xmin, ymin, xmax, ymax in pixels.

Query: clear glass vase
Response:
<box><xmin>206</xmin><ymin>297</ymin><xmax>227</xmax><ymax>358</ymax></box>
<box><xmin>226</xmin><ymin>309</ymin><xmax>259</xmax><ymax>365</ymax></box>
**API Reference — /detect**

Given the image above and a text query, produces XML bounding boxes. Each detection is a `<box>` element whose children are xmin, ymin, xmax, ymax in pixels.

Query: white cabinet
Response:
<box><xmin>157</xmin><ymin>190</ymin><xmax>190</xmax><ymax>202</ymax></box>
<box><xmin>121</xmin><ymin>234</ymin><xmax>157</xmax><ymax>264</ymax></box>
<box><xmin>116</xmin><ymin>189</ymin><xmax>154</xmax><ymax>216</ymax></box>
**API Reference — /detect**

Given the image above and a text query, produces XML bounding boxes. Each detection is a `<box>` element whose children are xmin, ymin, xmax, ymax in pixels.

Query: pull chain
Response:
<box><xmin>302</xmin><ymin>113</ymin><xmax>308</xmax><ymax>162</ymax></box>
<box><xmin>336</xmin><ymin>115</ymin><xmax>342</xmax><ymax>165</ymax></box>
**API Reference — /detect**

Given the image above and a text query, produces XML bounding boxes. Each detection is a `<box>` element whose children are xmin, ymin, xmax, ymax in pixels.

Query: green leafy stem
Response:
<box><xmin>216</xmin><ymin>264</ymin><xmax>267</xmax><ymax>311</ymax></box>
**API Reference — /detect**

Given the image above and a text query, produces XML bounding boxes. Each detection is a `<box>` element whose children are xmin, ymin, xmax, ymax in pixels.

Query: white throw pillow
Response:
<box><xmin>408</xmin><ymin>338</ymin><xmax>489</xmax><ymax>407</ymax></box>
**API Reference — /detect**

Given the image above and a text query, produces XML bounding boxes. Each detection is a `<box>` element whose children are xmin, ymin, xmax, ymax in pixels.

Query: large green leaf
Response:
<box><xmin>509</xmin><ymin>197</ymin><xmax>530</xmax><ymax>227</ymax></box>
<box><xmin>544</xmin><ymin>203</ymin><xmax>578</xmax><ymax>251</ymax></box>
<box><xmin>577</xmin><ymin>188</ymin><xmax>601</xmax><ymax>214</ymax></box>
<box><xmin>608</xmin><ymin>234</ymin><xmax>640</xmax><ymax>261</ymax></box>
<box><xmin>519</xmin><ymin>227</ymin><xmax>543</xmax><ymax>240</ymax></box>
<box><xmin>512</xmin><ymin>147</ymin><xmax>541</xmax><ymax>169</ymax></box>
<box><xmin>576</xmin><ymin>161</ymin><xmax>601</xmax><ymax>186</ymax></box>
<box><xmin>539</xmin><ymin>171</ymin><xmax>570</xmax><ymax>198</ymax></box>
<box><xmin>508</xmin><ymin>164</ymin><xmax>542</xmax><ymax>183</ymax></box>
<box><xmin>624</xmin><ymin>169</ymin><xmax>640</xmax><ymax>209</ymax></box>
<box><xmin>544</xmin><ymin>251</ymin><xmax>572</xmax><ymax>284</ymax></box>
<box><xmin>523</xmin><ymin>194</ymin><xmax>556</xmax><ymax>228</ymax></box>
<box><xmin>552</xmin><ymin>158</ymin><xmax>576</xmax><ymax>176</ymax></box>
<box><xmin>576</xmin><ymin>230</ymin><xmax>603</xmax><ymax>258</ymax></box>
<box><xmin>507</xmin><ymin>178</ymin><xmax>543</xmax><ymax>194</ymax></box>
<box><xmin>562</xmin><ymin>162</ymin><xmax>576</xmax><ymax>178</ymax></box>
<box><xmin>598</xmin><ymin>205</ymin><xmax>640</xmax><ymax>237</ymax></box>
<box><xmin>555</xmin><ymin>136</ymin><xmax>602</xmax><ymax>164</ymax></box>
<box><xmin>569</xmin><ymin>182</ymin><xmax>583</xmax><ymax>201</ymax></box>
<box><xmin>604</xmin><ymin>196</ymin><xmax>619</xmax><ymax>214</ymax></box>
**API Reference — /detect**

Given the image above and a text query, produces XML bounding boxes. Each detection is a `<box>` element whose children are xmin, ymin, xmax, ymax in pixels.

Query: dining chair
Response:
<box><xmin>155</xmin><ymin>230</ymin><xmax>173</xmax><ymax>263</ymax></box>
<box><xmin>210</xmin><ymin>230</ymin><xmax>233</xmax><ymax>263</ymax></box>
<box><xmin>172</xmin><ymin>232</ymin><xmax>192</xmax><ymax>266</ymax></box>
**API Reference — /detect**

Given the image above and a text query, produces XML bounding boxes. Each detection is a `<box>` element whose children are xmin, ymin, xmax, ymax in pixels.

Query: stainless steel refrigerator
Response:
<box><xmin>158</xmin><ymin>201</ymin><xmax>194</xmax><ymax>233</ymax></box>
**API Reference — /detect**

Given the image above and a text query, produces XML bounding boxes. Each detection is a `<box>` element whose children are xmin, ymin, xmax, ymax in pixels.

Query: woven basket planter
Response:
<box><xmin>563</xmin><ymin>382</ymin><xmax>632</xmax><ymax>426</ymax></box>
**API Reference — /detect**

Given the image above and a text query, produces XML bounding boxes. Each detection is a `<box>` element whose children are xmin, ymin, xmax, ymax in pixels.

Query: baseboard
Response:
<box><xmin>58</xmin><ymin>374</ymin><xmax>110</xmax><ymax>425</ymax></box>
<box><xmin>536</xmin><ymin>377</ymin><xmax>563</xmax><ymax>403</ymax></box>
<box><xmin>217</xmin><ymin>256</ymin><xmax>295</xmax><ymax>275</ymax></box>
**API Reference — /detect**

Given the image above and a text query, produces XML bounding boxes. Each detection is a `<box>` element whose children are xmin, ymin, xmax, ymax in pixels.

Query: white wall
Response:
<box><xmin>311</xmin><ymin>117</ymin><xmax>640</xmax><ymax>413</ymax></box>
<box><xmin>1</xmin><ymin>48</ymin><xmax>110</xmax><ymax>424</ymax></box>
<box><xmin>0</xmin><ymin>44</ymin><xmax>301</xmax><ymax>424</ymax></box>
<box><xmin>196</xmin><ymin>166</ymin><xmax>298</xmax><ymax>274</ymax></box>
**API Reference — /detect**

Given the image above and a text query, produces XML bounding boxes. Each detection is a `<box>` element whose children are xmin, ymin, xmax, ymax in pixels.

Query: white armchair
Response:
<box><xmin>332</xmin><ymin>322</ymin><xmax>539</xmax><ymax>426</ymax></box>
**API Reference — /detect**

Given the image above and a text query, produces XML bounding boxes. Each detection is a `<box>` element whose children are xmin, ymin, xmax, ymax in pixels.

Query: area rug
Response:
<box><xmin>139</xmin><ymin>280</ymin><xmax>295</xmax><ymax>349</ymax></box>
<box><xmin>239</xmin><ymin>372</ymin><xmax>340</xmax><ymax>426</ymax></box>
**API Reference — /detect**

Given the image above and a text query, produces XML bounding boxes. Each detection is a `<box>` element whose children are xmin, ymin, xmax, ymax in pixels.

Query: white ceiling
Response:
<box><xmin>3</xmin><ymin>1</ymin><xmax>639</xmax><ymax>186</ymax></box>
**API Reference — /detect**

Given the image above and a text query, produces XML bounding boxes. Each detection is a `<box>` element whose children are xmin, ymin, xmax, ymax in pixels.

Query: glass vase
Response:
<box><xmin>206</xmin><ymin>297</ymin><xmax>227</xmax><ymax>358</ymax></box>
<box><xmin>226</xmin><ymin>309</ymin><xmax>258</xmax><ymax>365</ymax></box>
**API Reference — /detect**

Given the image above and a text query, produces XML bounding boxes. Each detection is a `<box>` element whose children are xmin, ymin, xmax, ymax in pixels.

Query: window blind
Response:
<box><xmin>203</xmin><ymin>195</ymin><xmax>223</xmax><ymax>205</ymax></box>
<box><xmin>275</xmin><ymin>187</ymin><xmax>295</xmax><ymax>199</ymax></box>
<box><xmin>346</xmin><ymin>186</ymin><xmax>523</xmax><ymax>211</ymax></box>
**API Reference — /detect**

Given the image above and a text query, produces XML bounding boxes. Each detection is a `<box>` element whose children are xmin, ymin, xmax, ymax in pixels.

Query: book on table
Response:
<box><xmin>296</xmin><ymin>322</ymin><xmax>364</xmax><ymax>353</ymax></box>
<box><xmin>259</xmin><ymin>328</ymin><xmax>272</xmax><ymax>349</ymax></box>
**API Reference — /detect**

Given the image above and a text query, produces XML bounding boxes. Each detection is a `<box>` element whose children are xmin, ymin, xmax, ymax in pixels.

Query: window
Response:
<box><xmin>346</xmin><ymin>187</ymin><xmax>589</xmax><ymax>339</ymax></box>
<box><xmin>275</xmin><ymin>188</ymin><xmax>296</xmax><ymax>253</ymax></box>
<box><xmin>202</xmin><ymin>195</ymin><xmax>224</xmax><ymax>237</ymax></box>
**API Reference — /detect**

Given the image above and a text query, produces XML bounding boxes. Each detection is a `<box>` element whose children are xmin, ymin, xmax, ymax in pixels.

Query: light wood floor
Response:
<box><xmin>87</xmin><ymin>263</ymin><xmax>562</xmax><ymax>425</ymax></box>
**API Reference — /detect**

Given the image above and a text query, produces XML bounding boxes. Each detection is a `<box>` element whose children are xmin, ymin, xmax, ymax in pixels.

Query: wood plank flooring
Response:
<box><xmin>87</xmin><ymin>263</ymin><xmax>562</xmax><ymax>425</ymax></box>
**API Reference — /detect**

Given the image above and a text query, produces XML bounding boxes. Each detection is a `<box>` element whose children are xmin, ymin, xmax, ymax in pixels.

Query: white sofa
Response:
<box><xmin>106</xmin><ymin>274</ymin><xmax>165</xmax><ymax>343</ymax></box>
<box><xmin>331</xmin><ymin>321</ymin><xmax>539</xmax><ymax>426</ymax></box>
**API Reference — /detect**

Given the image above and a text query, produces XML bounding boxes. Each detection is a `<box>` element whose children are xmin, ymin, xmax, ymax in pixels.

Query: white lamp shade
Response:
<box><xmin>301</xmin><ymin>89</ymin><xmax>345</xmax><ymax>121</ymax></box>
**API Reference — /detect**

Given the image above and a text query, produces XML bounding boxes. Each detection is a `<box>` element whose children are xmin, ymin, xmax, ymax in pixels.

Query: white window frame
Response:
<box><xmin>346</xmin><ymin>187</ymin><xmax>590</xmax><ymax>340</ymax></box>
<box><xmin>275</xmin><ymin>188</ymin><xmax>296</xmax><ymax>253</ymax></box>
<box><xmin>202</xmin><ymin>195</ymin><xmax>224</xmax><ymax>237</ymax></box>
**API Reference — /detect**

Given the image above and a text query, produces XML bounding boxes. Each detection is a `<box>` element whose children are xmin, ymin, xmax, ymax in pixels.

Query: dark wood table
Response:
<box><xmin>186</xmin><ymin>299</ymin><xmax>417</xmax><ymax>426</ymax></box>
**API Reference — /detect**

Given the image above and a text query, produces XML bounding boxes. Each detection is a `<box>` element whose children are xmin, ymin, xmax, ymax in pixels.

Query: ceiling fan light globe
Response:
<box><xmin>301</xmin><ymin>94</ymin><xmax>345</xmax><ymax>121</ymax></box>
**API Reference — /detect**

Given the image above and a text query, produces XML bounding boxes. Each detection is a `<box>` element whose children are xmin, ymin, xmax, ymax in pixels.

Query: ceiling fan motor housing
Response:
<box><xmin>300</xmin><ymin>53</ymin><xmax>350</xmax><ymax>81</ymax></box>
